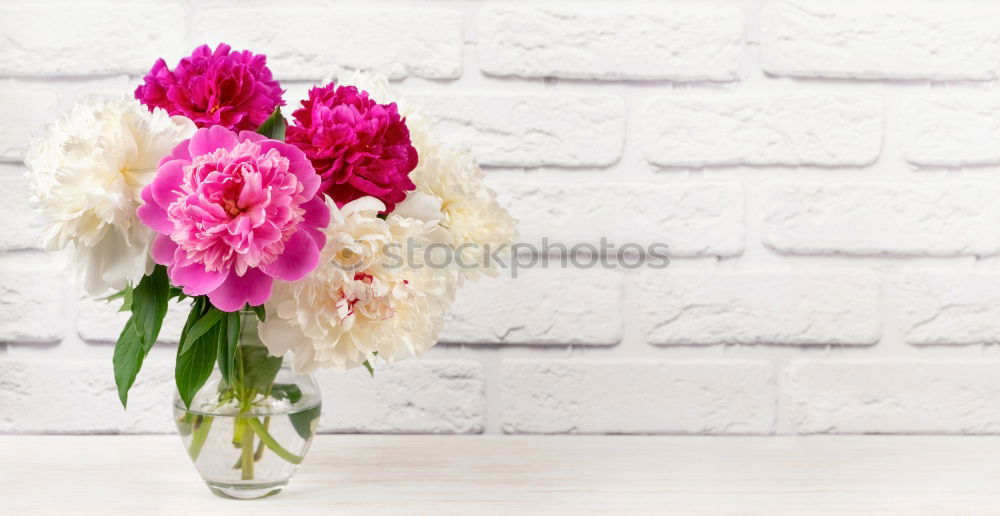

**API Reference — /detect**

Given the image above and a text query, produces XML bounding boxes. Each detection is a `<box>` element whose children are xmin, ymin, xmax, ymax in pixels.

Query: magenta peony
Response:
<box><xmin>137</xmin><ymin>126</ymin><xmax>329</xmax><ymax>311</ymax></box>
<box><xmin>286</xmin><ymin>83</ymin><xmax>417</xmax><ymax>212</ymax></box>
<box><xmin>134</xmin><ymin>43</ymin><xmax>284</xmax><ymax>132</ymax></box>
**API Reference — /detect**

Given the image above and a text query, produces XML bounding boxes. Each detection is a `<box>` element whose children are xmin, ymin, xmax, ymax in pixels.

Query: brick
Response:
<box><xmin>0</xmin><ymin>89</ymin><xmax>59</xmax><ymax>161</ymax></box>
<box><xmin>641</xmin><ymin>94</ymin><xmax>883</xmax><ymax>167</ymax></box>
<box><xmin>761</xmin><ymin>181</ymin><xmax>1000</xmax><ymax>256</ymax></box>
<box><xmin>900</xmin><ymin>96</ymin><xmax>1000</xmax><ymax>166</ymax></box>
<box><xmin>0</xmin><ymin>357</ymin><xmax>174</xmax><ymax>433</ymax></box>
<box><xmin>787</xmin><ymin>360</ymin><xmax>1000</xmax><ymax>433</ymax></box>
<box><xmin>640</xmin><ymin>270</ymin><xmax>880</xmax><ymax>345</ymax></box>
<box><xmin>0</xmin><ymin>2</ymin><xmax>186</xmax><ymax>76</ymax></box>
<box><xmin>501</xmin><ymin>360</ymin><xmax>775</xmax><ymax>434</ymax></box>
<box><xmin>442</xmin><ymin>268</ymin><xmax>624</xmax><ymax>345</ymax></box>
<box><xmin>77</xmin><ymin>294</ymin><xmax>192</xmax><ymax>344</ymax></box>
<box><xmin>478</xmin><ymin>3</ymin><xmax>742</xmax><ymax>80</ymax></box>
<box><xmin>0</xmin><ymin>170</ymin><xmax>45</xmax><ymax>250</ymax></box>
<box><xmin>492</xmin><ymin>180</ymin><xmax>743</xmax><ymax>257</ymax></box>
<box><xmin>191</xmin><ymin>7</ymin><xmax>462</xmax><ymax>79</ymax></box>
<box><xmin>895</xmin><ymin>271</ymin><xmax>1000</xmax><ymax>345</ymax></box>
<box><xmin>408</xmin><ymin>92</ymin><xmax>625</xmax><ymax>167</ymax></box>
<box><xmin>317</xmin><ymin>360</ymin><xmax>484</xmax><ymax>434</ymax></box>
<box><xmin>761</xmin><ymin>1</ymin><xmax>1000</xmax><ymax>80</ymax></box>
<box><xmin>0</xmin><ymin>356</ymin><xmax>484</xmax><ymax>434</ymax></box>
<box><xmin>0</xmin><ymin>256</ymin><xmax>65</xmax><ymax>343</ymax></box>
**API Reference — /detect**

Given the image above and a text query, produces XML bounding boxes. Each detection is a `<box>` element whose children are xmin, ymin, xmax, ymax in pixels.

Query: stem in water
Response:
<box><xmin>188</xmin><ymin>415</ymin><xmax>214</xmax><ymax>461</ymax></box>
<box><xmin>239</xmin><ymin>418</ymin><xmax>255</xmax><ymax>480</ymax></box>
<box><xmin>248</xmin><ymin>417</ymin><xmax>303</xmax><ymax>464</ymax></box>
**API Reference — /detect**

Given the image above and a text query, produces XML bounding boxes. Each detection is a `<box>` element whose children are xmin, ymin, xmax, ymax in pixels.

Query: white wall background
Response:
<box><xmin>4</xmin><ymin>0</ymin><xmax>1000</xmax><ymax>435</ymax></box>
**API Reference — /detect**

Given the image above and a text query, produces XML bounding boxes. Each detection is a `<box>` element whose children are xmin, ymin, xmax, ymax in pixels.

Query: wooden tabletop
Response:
<box><xmin>2</xmin><ymin>435</ymin><xmax>999</xmax><ymax>514</ymax></box>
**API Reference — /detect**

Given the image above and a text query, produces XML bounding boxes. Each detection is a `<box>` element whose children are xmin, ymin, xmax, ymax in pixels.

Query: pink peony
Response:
<box><xmin>137</xmin><ymin>126</ymin><xmax>330</xmax><ymax>312</ymax></box>
<box><xmin>286</xmin><ymin>83</ymin><xmax>417</xmax><ymax>212</ymax></box>
<box><xmin>135</xmin><ymin>43</ymin><xmax>284</xmax><ymax>132</ymax></box>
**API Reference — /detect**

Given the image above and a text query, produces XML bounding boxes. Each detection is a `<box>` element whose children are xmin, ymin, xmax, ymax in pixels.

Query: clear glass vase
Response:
<box><xmin>173</xmin><ymin>311</ymin><xmax>321</xmax><ymax>499</ymax></box>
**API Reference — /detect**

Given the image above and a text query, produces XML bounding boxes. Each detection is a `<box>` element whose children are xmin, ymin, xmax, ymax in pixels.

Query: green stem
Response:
<box><xmin>253</xmin><ymin>417</ymin><xmax>270</xmax><ymax>462</ymax></box>
<box><xmin>188</xmin><ymin>415</ymin><xmax>214</xmax><ymax>461</ymax></box>
<box><xmin>240</xmin><ymin>419</ymin><xmax>255</xmax><ymax>480</ymax></box>
<box><xmin>248</xmin><ymin>417</ymin><xmax>303</xmax><ymax>464</ymax></box>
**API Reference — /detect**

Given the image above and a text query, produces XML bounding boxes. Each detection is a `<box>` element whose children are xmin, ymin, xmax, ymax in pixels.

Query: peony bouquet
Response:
<box><xmin>24</xmin><ymin>43</ymin><xmax>515</xmax><ymax>497</ymax></box>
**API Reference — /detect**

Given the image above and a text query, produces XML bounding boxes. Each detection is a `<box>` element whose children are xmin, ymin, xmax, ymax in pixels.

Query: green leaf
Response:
<box><xmin>131</xmin><ymin>266</ymin><xmax>169</xmax><ymax>350</ymax></box>
<box><xmin>112</xmin><ymin>316</ymin><xmax>153</xmax><ymax>408</ymax></box>
<box><xmin>175</xmin><ymin>316</ymin><xmax>221</xmax><ymax>409</ymax></box>
<box><xmin>289</xmin><ymin>405</ymin><xmax>321</xmax><ymax>440</ymax></box>
<box><xmin>361</xmin><ymin>351</ymin><xmax>378</xmax><ymax>377</ymax></box>
<box><xmin>169</xmin><ymin>286</ymin><xmax>187</xmax><ymax>302</ymax></box>
<box><xmin>217</xmin><ymin>311</ymin><xmax>240</xmax><ymax>385</ymax></box>
<box><xmin>174</xmin><ymin>297</ymin><xmax>206</xmax><ymax>408</ymax></box>
<box><xmin>239</xmin><ymin>344</ymin><xmax>283</xmax><ymax>394</ymax></box>
<box><xmin>120</xmin><ymin>286</ymin><xmax>134</xmax><ymax>313</ymax></box>
<box><xmin>104</xmin><ymin>285</ymin><xmax>134</xmax><ymax>312</ymax></box>
<box><xmin>251</xmin><ymin>304</ymin><xmax>266</xmax><ymax>323</ymax></box>
<box><xmin>256</xmin><ymin>107</ymin><xmax>286</xmax><ymax>140</ymax></box>
<box><xmin>103</xmin><ymin>289</ymin><xmax>126</xmax><ymax>302</ymax></box>
<box><xmin>271</xmin><ymin>384</ymin><xmax>302</xmax><ymax>404</ymax></box>
<box><xmin>179</xmin><ymin>307</ymin><xmax>224</xmax><ymax>356</ymax></box>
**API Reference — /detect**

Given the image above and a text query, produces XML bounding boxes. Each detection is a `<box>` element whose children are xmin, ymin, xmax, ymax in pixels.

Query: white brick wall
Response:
<box><xmin>408</xmin><ymin>92</ymin><xmax>626</xmax><ymax>167</ymax></box>
<box><xmin>494</xmin><ymin>180</ymin><xmax>744</xmax><ymax>256</ymax></box>
<box><xmin>894</xmin><ymin>272</ymin><xmax>1000</xmax><ymax>345</ymax></box>
<box><xmin>900</xmin><ymin>96</ymin><xmax>1000</xmax><ymax>166</ymax></box>
<box><xmin>641</xmin><ymin>94</ymin><xmax>884</xmax><ymax>167</ymax></box>
<box><xmin>192</xmin><ymin>7</ymin><xmax>463</xmax><ymax>80</ymax></box>
<box><xmin>761</xmin><ymin>181</ymin><xmax>1000</xmax><ymax>256</ymax></box>
<box><xmin>787</xmin><ymin>360</ymin><xmax>1000</xmax><ymax>433</ymax></box>
<box><xmin>0</xmin><ymin>3</ymin><xmax>187</xmax><ymax>76</ymax></box>
<box><xmin>442</xmin><ymin>267</ymin><xmax>624</xmax><ymax>345</ymax></box>
<box><xmin>502</xmin><ymin>360</ymin><xmax>775</xmax><ymax>434</ymax></box>
<box><xmin>640</xmin><ymin>270</ymin><xmax>881</xmax><ymax>346</ymax></box>
<box><xmin>760</xmin><ymin>1</ymin><xmax>1000</xmax><ymax>80</ymax></box>
<box><xmin>3</xmin><ymin>0</ymin><xmax>1000</xmax><ymax>436</ymax></box>
<box><xmin>478</xmin><ymin>3</ymin><xmax>744</xmax><ymax>81</ymax></box>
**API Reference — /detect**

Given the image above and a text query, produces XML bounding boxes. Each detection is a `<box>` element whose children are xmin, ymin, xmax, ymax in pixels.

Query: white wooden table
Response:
<box><xmin>2</xmin><ymin>435</ymin><xmax>999</xmax><ymax>514</ymax></box>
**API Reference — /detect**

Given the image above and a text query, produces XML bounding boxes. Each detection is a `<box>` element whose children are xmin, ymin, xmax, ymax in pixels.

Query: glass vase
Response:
<box><xmin>173</xmin><ymin>310</ymin><xmax>321</xmax><ymax>499</ymax></box>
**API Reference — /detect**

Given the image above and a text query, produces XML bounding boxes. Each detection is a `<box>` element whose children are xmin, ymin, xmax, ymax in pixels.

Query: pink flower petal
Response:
<box><xmin>305</xmin><ymin>227</ymin><xmax>326</xmax><ymax>252</ymax></box>
<box><xmin>171</xmin><ymin>262</ymin><xmax>228</xmax><ymax>296</ymax></box>
<box><xmin>238</xmin><ymin>130</ymin><xmax>267</xmax><ymax>142</ymax></box>
<box><xmin>260</xmin><ymin>229</ymin><xmax>319</xmax><ymax>282</ymax></box>
<box><xmin>258</xmin><ymin>140</ymin><xmax>321</xmax><ymax>197</ymax></box>
<box><xmin>159</xmin><ymin>136</ymin><xmax>191</xmax><ymax>166</ymax></box>
<box><xmin>189</xmin><ymin>125</ymin><xmax>239</xmax><ymax>156</ymax></box>
<box><xmin>208</xmin><ymin>267</ymin><xmax>273</xmax><ymax>311</ymax></box>
<box><xmin>137</xmin><ymin>188</ymin><xmax>173</xmax><ymax>233</ymax></box>
<box><xmin>286</xmin><ymin>83</ymin><xmax>417</xmax><ymax>212</ymax></box>
<box><xmin>292</xmin><ymin>158</ymin><xmax>321</xmax><ymax>200</ymax></box>
<box><xmin>237</xmin><ymin>170</ymin><xmax>266</xmax><ymax>208</ymax></box>
<box><xmin>135</xmin><ymin>43</ymin><xmax>283</xmax><ymax>132</ymax></box>
<box><xmin>301</xmin><ymin>195</ymin><xmax>330</xmax><ymax>231</ymax></box>
<box><xmin>141</xmin><ymin>124</ymin><xmax>325</xmax><ymax>300</ymax></box>
<box><xmin>150</xmin><ymin>234</ymin><xmax>178</xmax><ymax>265</ymax></box>
<box><xmin>150</xmin><ymin>159</ymin><xmax>185</xmax><ymax>207</ymax></box>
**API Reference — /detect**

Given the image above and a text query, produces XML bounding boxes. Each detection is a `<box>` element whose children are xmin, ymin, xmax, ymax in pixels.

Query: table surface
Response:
<box><xmin>2</xmin><ymin>435</ymin><xmax>1000</xmax><ymax>515</ymax></box>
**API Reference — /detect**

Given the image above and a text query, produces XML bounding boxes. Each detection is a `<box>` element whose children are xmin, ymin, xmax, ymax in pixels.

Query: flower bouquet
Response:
<box><xmin>25</xmin><ymin>43</ymin><xmax>516</xmax><ymax>498</ymax></box>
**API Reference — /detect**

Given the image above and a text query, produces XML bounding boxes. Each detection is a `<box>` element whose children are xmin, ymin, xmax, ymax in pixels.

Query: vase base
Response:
<box><xmin>206</xmin><ymin>481</ymin><xmax>286</xmax><ymax>500</ymax></box>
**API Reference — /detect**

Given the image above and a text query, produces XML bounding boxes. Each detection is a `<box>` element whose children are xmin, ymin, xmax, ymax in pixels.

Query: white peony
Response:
<box><xmin>398</xmin><ymin>141</ymin><xmax>517</xmax><ymax>280</ymax></box>
<box><xmin>25</xmin><ymin>95</ymin><xmax>195</xmax><ymax>294</ymax></box>
<box><xmin>258</xmin><ymin>197</ymin><xmax>456</xmax><ymax>373</ymax></box>
<box><xmin>335</xmin><ymin>70</ymin><xmax>517</xmax><ymax>280</ymax></box>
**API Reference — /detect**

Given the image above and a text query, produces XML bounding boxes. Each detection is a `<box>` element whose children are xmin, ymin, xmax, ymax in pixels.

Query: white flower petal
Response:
<box><xmin>25</xmin><ymin>95</ymin><xmax>194</xmax><ymax>294</ymax></box>
<box><xmin>259</xmin><ymin>196</ymin><xmax>455</xmax><ymax>372</ymax></box>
